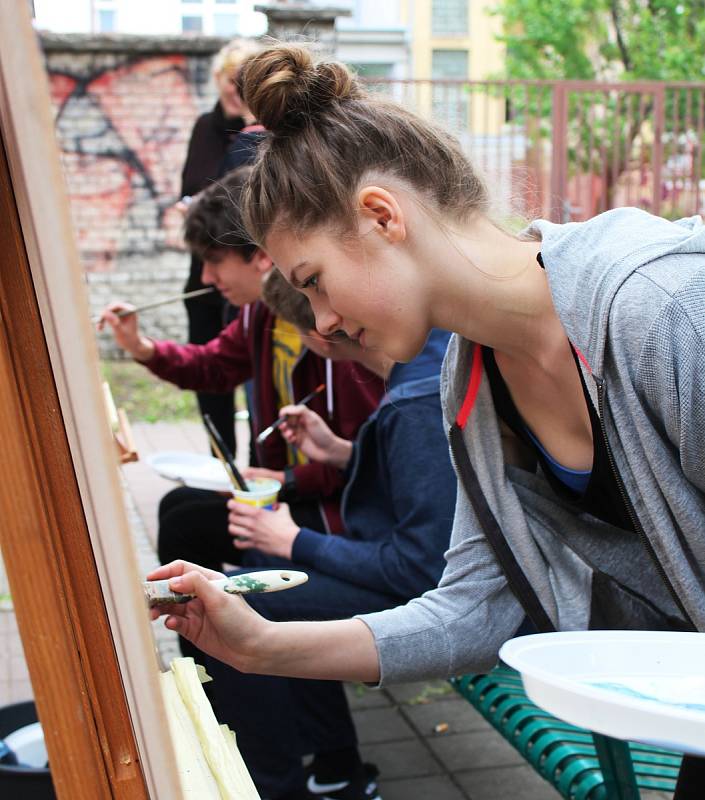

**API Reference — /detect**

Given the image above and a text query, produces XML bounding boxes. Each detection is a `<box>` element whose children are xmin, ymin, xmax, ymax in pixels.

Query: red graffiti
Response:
<box><xmin>50</xmin><ymin>54</ymin><xmax>199</xmax><ymax>272</ymax></box>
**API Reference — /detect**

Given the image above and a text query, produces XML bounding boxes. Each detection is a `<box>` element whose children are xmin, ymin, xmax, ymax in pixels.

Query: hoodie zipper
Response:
<box><xmin>594</xmin><ymin>375</ymin><xmax>694</xmax><ymax>628</ymax></box>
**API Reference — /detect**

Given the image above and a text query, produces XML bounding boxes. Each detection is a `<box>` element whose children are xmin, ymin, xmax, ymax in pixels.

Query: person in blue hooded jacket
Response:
<box><xmin>202</xmin><ymin>270</ymin><xmax>454</xmax><ymax>800</ymax></box>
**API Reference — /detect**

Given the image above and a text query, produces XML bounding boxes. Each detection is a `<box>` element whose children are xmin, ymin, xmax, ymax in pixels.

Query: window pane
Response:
<box><xmin>98</xmin><ymin>10</ymin><xmax>116</xmax><ymax>32</ymax></box>
<box><xmin>431</xmin><ymin>0</ymin><xmax>468</xmax><ymax>35</ymax></box>
<box><xmin>351</xmin><ymin>63</ymin><xmax>393</xmax><ymax>79</ymax></box>
<box><xmin>181</xmin><ymin>15</ymin><xmax>203</xmax><ymax>32</ymax></box>
<box><xmin>431</xmin><ymin>50</ymin><xmax>469</xmax><ymax>132</ymax></box>
<box><xmin>213</xmin><ymin>13</ymin><xmax>239</xmax><ymax>35</ymax></box>
<box><xmin>431</xmin><ymin>49</ymin><xmax>468</xmax><ymax>79</ymax></box>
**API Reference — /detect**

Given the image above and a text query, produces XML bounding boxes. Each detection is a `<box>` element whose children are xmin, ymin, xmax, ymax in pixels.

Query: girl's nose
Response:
<box><xmin>313</xmin><ymin>303</ymin><xmax>343</xmax><ymax>338</ymax></box>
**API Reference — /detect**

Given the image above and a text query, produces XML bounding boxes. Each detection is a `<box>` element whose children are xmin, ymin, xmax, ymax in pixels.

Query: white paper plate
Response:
<box><xmin>145</xmin><ymin>451</ymin><xmax>231</xmax><ymax>492</ymax></box>
<box><xmin>499</xmin><ymin>630</ymin><xmax>705</xmax><ymax>755</ymax></box>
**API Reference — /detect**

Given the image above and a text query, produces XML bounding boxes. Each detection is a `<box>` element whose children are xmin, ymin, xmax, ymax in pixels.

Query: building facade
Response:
<box><xmin>34</xmin><ymin>0</ymin><xmax>268</xmax><ymax>37</ymax></box>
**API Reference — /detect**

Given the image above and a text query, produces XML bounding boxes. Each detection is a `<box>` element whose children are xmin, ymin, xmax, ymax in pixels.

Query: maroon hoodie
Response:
<box><xmin>143</xmin><ymin>300</ymin><xmax>384</xmax><ymax>531</ymax></box>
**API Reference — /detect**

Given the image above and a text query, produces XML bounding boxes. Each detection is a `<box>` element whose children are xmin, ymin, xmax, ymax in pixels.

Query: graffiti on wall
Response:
<box><xmin>48</xmin><ymin>53</ymin><xmax>211</xmax><ymax>272</ymax></box>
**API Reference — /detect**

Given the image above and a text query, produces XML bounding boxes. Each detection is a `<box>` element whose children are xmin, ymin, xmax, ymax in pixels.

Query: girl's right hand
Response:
<box><xmin>96</xmin><ymin>302</ymin><xmax>155</xmax><ymax>361</ymax></box>
<box><xmin>147</xmin><ymin>560</ymin><xmax>268</xmax><ymax>672</ymax></box>
<box><xmin>278</xmin><ymin>405</ymin><xmax>352</xmax><ymax>468</ymax></box>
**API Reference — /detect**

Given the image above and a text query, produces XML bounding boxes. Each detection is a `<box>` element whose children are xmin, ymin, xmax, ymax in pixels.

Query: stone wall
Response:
<box><xmin>41</xmin><ymin>33</ymin><xmax>229</xmax><ymax>355</ymax></box>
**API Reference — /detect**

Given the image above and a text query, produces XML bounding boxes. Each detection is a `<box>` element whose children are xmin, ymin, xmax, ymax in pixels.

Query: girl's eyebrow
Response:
<box><xmin>290</xmin><ymin>261</ymin><xmax>309</xmax><ymax>288</ymax></box>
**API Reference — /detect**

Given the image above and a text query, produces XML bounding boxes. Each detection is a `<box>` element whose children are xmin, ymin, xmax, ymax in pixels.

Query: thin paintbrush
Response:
<box><xmin>93</xmin><ymin>286</ymin><xmax>216</xmax><ymax>323</ymax></box>
<box><xmin>203</xmin><ymin>413</ymin><xmax>249</xmax><ymax>493</ymax></box>
<box><xmin>255</xmin><ymin>383</ymin><xmax>326</xmax><ymax>445</ymax></box>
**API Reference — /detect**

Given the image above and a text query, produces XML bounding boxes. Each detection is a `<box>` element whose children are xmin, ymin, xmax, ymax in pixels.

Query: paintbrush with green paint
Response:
<box><xmin>144</xmin><ymin>569</ymin><xmax>308</xmax><ymax>608</ymax></box>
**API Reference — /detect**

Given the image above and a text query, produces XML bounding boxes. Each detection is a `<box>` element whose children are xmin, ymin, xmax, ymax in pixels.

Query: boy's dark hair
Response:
<box><xmin>262</xmin><ymin>268</ymin><xmax>316</xmax><ymax>331</ymax></box>
<box><xmin>183</xmin><ymin>166</ymin><xmax>259</xmax><ymax>262</ymax></box>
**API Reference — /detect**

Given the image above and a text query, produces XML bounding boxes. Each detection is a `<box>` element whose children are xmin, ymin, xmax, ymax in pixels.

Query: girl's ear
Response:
<box><xmin>357</xmin><ymin>186</ymin><xmax>406</xmax><ymax>244</ymax></box>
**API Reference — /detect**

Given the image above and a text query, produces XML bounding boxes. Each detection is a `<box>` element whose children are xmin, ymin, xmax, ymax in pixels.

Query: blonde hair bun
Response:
<box><xmin>241</xmin><ymin>44</ymin><xmax>362</xmax><ymax>134</ymax></box>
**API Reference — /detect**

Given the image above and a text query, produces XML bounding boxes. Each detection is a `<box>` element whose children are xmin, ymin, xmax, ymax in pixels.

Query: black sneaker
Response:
<box><xmin>306</xmin><ymin>763</ymin><xmax>381</xmax><ymax>800</ymax></box>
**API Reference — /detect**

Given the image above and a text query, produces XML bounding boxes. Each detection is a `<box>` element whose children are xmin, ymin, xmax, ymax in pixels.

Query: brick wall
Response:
<box><xmin>41</xmin><ymin>33</ymin><xmax>231</xmax><ymax>356</ymax></box>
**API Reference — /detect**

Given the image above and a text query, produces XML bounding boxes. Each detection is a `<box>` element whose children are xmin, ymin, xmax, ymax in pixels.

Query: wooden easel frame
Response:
<box><xmin>0</xmin><ymin>5</ymin><xmax>182</xmax><ymax>799</ymax></box>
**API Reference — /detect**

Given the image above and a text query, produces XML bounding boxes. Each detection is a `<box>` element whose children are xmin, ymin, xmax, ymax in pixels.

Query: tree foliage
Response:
<box><xmin>495</xmin><ymin>0</ymin><xmax>705</xmax><ymax>82</ymax></box>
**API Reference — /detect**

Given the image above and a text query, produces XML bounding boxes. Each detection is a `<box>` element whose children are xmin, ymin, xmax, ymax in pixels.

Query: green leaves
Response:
<box><xmin>494</xmin><ymin>0</ymin><xmax>705</xmax><ymax>82</ymax></box>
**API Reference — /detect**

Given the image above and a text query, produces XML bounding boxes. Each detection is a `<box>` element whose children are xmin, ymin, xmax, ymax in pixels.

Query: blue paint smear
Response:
<box><xmin>590</xmin><ymin>682</ymin><xmax>705</xmax><ymax>714</ymax></box>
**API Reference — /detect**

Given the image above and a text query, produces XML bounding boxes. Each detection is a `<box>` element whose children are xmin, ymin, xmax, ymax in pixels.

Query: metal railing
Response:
<box><xmin>362</xmin><ymin>78</ymin><xmax>705</xmax><ymax>223</ymax></box>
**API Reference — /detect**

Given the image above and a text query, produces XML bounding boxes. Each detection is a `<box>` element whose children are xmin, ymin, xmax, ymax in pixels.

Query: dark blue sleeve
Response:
<box><xmin>290</xmin><ymin>396</ymin><xmax>456</xmax><ymax>599</ymax></box>
<box><xmin>219</xmin><ymin>131</ymin><xmax>267</xmax><ymax>176</ymax></box>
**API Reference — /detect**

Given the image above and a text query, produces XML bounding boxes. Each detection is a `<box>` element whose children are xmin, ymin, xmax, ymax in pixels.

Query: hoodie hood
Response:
<box><xmin>388</xmin><ymin>328</ymin><xmax>451</xmax><ymax>390</ymax></box>
<box><xmin>525</xmin><ymin>207</ymin><xmax>705</xmax><ymax>375</ymax></box>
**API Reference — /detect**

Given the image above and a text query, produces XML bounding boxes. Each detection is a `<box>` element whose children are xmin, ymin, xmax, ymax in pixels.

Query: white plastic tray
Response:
<box><xmin>145</xmin><ymin>451</ymin><xmax>231</xmax><ymax>492</ymax></box>
<box><xmin>499</xmin><ymin>630</ymin><xmax>705</xmax><ymax>755</ymax></box>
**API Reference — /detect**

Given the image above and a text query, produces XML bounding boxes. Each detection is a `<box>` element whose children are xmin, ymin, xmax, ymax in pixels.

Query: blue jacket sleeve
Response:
<box><xmin>291</xmin><ymin>398</ymin><xmax>456</xmax><ymax>599</ymax></box>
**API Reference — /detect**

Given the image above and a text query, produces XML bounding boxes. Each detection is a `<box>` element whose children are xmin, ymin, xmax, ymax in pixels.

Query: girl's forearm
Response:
<box><xmin>243</xmin><ymin>618</ymin><xmax>380</xmax><ymax>683</ymax></box>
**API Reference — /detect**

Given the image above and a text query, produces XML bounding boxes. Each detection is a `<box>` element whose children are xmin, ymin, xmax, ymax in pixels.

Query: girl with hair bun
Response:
<box><xmin>150</xmin><ymin>44</ymin><xmax>705</xmax><ymax>797</ymax></box>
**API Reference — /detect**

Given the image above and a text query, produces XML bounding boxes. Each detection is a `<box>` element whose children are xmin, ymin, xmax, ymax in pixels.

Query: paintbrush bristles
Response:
<box><xmin>255</xmin><ymin>383</ymin><xmax>326</xmax><ymax>444</ymax></box>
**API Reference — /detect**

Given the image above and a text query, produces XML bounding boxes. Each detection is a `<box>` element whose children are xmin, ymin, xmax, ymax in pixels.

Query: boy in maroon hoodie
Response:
<box><xmin>98</xmin><ymin>167</ymin><xmax>383</xmax><ymax>572</ymax></box>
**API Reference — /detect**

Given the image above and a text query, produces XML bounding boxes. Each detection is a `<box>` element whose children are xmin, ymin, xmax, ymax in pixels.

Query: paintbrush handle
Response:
<box><xmin>204</xmin><ymin>428</ymin><xmax>238</xmax><ymax>493</ymax></box>
<box><xmin>93</xmin><ymin>287</ymin><xmax>216</xmax><ymax>324</ymax></box>
<box><xmin>203</xmin><ymin>414</ymin><xmax>248</xmax><ymax>492</ymax></box>
<box><xmin>115</xmin><ymin>286</ymin><xmax>216</xmax><ymax>317</ymax></box>
<box><xmin>144</xmin><ymin>569</ymin><xmax>308</xmax><ymax>607</ymax></box>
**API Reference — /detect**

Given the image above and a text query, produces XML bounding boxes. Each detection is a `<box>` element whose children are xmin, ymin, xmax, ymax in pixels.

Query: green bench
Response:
<box><xmin>450</xmin><ymin>667</ymin><xmax>682</xmax><ymax>799</ymax></box>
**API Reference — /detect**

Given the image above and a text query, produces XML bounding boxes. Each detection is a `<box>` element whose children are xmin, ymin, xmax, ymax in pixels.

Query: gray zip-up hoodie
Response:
<box><xmin>359</xmin><ymin>207</ymin><xmax>705</xmax><ymax>683</ymax></box>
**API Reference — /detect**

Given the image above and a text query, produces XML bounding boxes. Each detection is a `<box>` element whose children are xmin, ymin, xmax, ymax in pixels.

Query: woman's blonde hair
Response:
<box><xmin>212</xmin><ymin>38</ymin><xmax>261</xmax><ymax>78</ymax></box>
<box><xmin>239</xmin><ymin>44</ymin><xmax>489</xmax><ymax>245</ymax></box>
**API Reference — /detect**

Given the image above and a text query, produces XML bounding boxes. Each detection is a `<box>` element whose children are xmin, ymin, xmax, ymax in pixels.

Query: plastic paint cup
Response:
<box><xmin>232</xmin><ymin>477</ymin><xmax>281</xmax><ymax>509</ymax></box>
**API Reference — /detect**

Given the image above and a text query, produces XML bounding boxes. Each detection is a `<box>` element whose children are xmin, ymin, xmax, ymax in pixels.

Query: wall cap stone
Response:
<box><xmin>39</xmin><ymin>31</ymin><xmax>235</xmax><ymax>55</ymax></box>
<box><xmin>254</xmin><ymin>3</ymin><xmax>350</xmax><ymax>23</ymax></box>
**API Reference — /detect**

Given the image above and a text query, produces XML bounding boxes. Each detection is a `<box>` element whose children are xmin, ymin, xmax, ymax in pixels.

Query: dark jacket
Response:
<box><xmin>144</xmin><ymin>301</ymin><xmax>385</xmax><ymax>531</ymax></box>
<box><xmin>291</xmin><ymin>329</ymin><xmax>455</xmax><ymax>600</ymax></box>
<box><xmin>181</xmin><ymin>103</ymin><xmax>244</xmax><ymax>299</ymax></box>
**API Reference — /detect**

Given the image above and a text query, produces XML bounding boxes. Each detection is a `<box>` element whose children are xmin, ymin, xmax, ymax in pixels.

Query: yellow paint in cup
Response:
<box><xmin>233</xmin><ymin>477</ymin><xmax>281</xmax><ymax>509</ymax></box>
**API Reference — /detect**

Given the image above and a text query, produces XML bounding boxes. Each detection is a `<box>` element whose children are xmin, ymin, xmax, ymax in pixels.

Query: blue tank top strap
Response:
<box><xmin>522</xmin><ymin>426</ymin><xmax>592</xmax><ymax>494</ymax></box>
